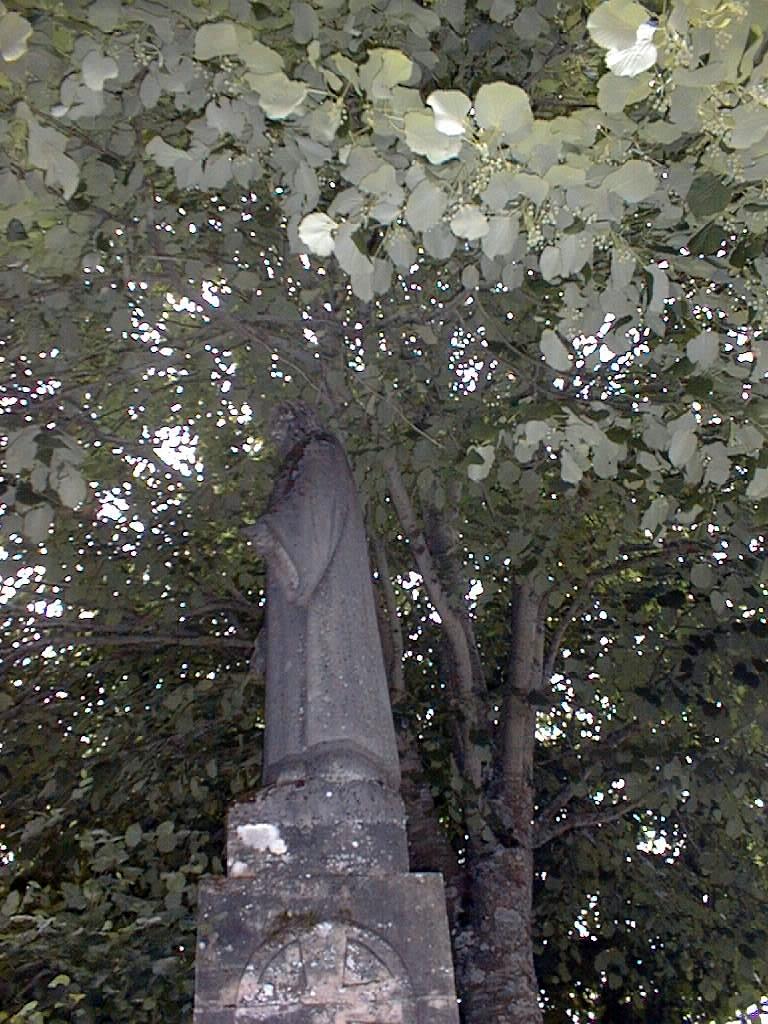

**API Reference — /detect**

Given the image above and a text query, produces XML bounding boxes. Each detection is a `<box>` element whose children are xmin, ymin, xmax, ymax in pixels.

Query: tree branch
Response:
<box><xmin>1</xmin><ymin>630</ymin><xmax>252</xmax><ymax>671</ymax></box>
<box><xmin>385</xmin><ymin>459</ymin><xmax>475</xmax><ymax>699</ymax></box>
<box><xmin>534</xmin><ymin>797</ymin><xmax>644</xmax><ymax>849</ymax></box>
<box><xmin>541</xmin><ymin>536</ymin><xmax>713</xmax><ymax>681</ymax></box>
<box><xmin>385</xmin><ymin>457</ymin><xmax>483</xmax><ymax>787</ymax></box>
<box><xmin>535</xmin><ymin>723</ymin><xmax>640</xmax><ymax>844</ymax></box>
<box><xmin>371</xmin><ymin>534</ymin><xmax>405</xmax><ymax>697</ymax></box>
<box><xmin>500</xmin><ymin>579</ymin><xmax>544</xmax><ymax>804</ymax></box>
<box><xmin>542</xmin><ymin>590</ymin><xmax>589</xmax><ymax>684</ymax></box>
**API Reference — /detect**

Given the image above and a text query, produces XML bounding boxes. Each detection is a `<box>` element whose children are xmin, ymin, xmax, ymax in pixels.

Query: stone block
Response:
<box><xmin>227</xmin><ymin>781</ymin><xmax>409</xmax><ymax>878</ymax></box>
<box><xmin>194</xmin><ymin>873</ymin><xmax>459</xmax><ymax>1024</ymax></box>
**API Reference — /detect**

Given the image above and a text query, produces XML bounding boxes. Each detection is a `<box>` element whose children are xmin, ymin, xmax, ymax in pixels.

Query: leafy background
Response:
<box><xmin>1</xmin><ymin>0</ymin><xmax>767</xmax><ymax>1021</ymax></box>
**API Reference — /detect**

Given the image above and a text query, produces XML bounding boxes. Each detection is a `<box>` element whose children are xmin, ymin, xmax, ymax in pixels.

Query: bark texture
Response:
<box><xmin>457</xmin><ymin>581</ymin><xmax>544</xmax><ymax>1024</ymax></box>
<box><xmin>457</xmin><ymin>845</ymin><xmax>540</xmax><ymax>1024</ymax></box>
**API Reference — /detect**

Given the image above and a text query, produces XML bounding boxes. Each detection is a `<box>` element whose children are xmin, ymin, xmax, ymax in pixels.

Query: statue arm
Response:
<box><xmin>243</xmin><ymin>520</ymin><xmax>300</xmax><ymax>597</ymax></box>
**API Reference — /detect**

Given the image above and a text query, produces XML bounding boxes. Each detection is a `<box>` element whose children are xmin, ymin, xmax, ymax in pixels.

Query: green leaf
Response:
<box><xmin>61</xmin><ymin>882</ymin><xmax>87</xmax><ymax>910</ymax></box>
<box><xmin>597</xmin><ymin>72</ymin><xmax>651</xmax><ymax>113</ymax></box>
<box><xmin>53</xmin><ymin>465</ymin><xmax>87</xmax><ymax>508</ymax></box>
<box><xmin>603</xmin><ymin>160</ymin><xmax>656</xmax><ymax>202</ymax></box>
<box><xmin>293</xmin><ymin>1</ymin><xmax>319</xmax><ymax>43</ymax></box>
<box><xmin>385</xmin><ymin>229</ymin><xmax>417</xmax><ymax>268</ymax></box>
<box><xmin>489</xmin><ymin>0</ymin><xmax>517</xmax><ymax>22</ymax></box>
<box><xmin>449</xmin><ymin>206</ymin><xmax>489</xmax><ymax>240</ymax></box>
<box><xmin>729</xmin><ymin>105</ymin><xmax>768</xmax><ymax>150</ymax></box>
<box><xmin>645</xmin><ymin>263</ymin><xmax>669</xmax><ymax>313</ymax></box>
<box><xmin>0</xmin><ymin>11</ymin><xmax>33</xmax><ymax>62</ymax></box>
<box><xmin>690</xmin><ymin>564</ymin><xmax>714</xmax><ymax>589</ymax></box>
<box><xmin>587</xmin><ymin>0</ymin><xmax>649</xmax><ymax>51</ymax></box>
<box><xmin>426</xmin><ymin>90</ymin><xmax>471</xmax><ymax>136</ymax></box>
<box><xmin>23</xmin><ymin>110</ymin><xmax>79</xmax><ymax>199</ymax></box>
<box><xmin>334</xmin><ymin>223</ymin><xmax>374</xmax><ymax>300</ymax></box>
<box><xmin>239</xmin><ymin>39</ymin><xmax>284</xmax><ymax>72</ymax></box>
<box><xmin>561</xmin><ymin>449</ymin><xmax>583</xmax><ymax>485</ymax></box>
<box><xmin>248</xmin><ymin>72</ymin><xmax>308</xmax><ymax>120</ymax></box>
<box><xmin>145</xmin><ymin>137</ymin><xmax>187</xmax><ymax>170</ymax></box>
<box><xmin>206</xmin><ymin>98</ymin><xmax>246</xmax><ymax>137</ymax></box>
<box><xmin>686</xmin><ymin>332</ymin><xmax>718</xmax><ymax>369</ymax></box>
<box><xmin>298</xmin><ymin>211</ymin><xmax>337</xmax><ymax>256</ymax></box>
<box><xmin>497</xmin><ymin>460</ymin><xmax>521</xmax><ymax>489</ymax></box>
<box><xmin>81</xmin><ymin>51</ymin><xmax>119</xmax><ymax>91</ymax></box>
<box><xmin>155</xmin><ymin>820</ymin><xmax>177</xmax><ymax>854</ymax></box>
<box><xmin>467</xmin><ymin>444</ymin><xmax>495</xmax><ymax>482</ymax></box>
<box><xmin>688</xmin><ymin>222</ymin><xmax>725</xmax><ymax>256</ymax></box>
<box><xmin>515</xmin><ymin>7</ymin><xmax>547</xmax><ymax>39</ymax></box>
<box><xmin>422</xmin><ymin>223</ymin><xmax>456</xmax><ymax>259</ymax></box>
<box><xmin>307</xmin><ymin>99</ymin><xmax>343</xmax><ymax>144</ymax></box>
<box><xmin>23</xmin><ymin>505</ymin><xmax>54</xmax><ymax>542</ymax></box>
<box><xmin>668</xmin><ymin>425</ymin><xmax>697</xmax><ymax>468</ymax></box>
<box><xmin>540</xmin><ymin>329</ymin><xmax>572</xmax><ymax>371</ymax></box>
<box><xmin>687</xmin><ymin>174</ymin><xmax>731</xmax><ymax>219</ymax></box>
<box><xmin>462</xmin><ymin>265</ymin><xmax>480</xmax><ymax>289</ymax></box>
<box><xmin>483</xmin><ymin>170</ymin><xmax>548</xmax><ymax>208</ymax></box>
<box><xmin>404</xmin><ymin>111</ymin><xmax>463</xmax><ymax>164</ymax></box>
<box><xmin>125</xmin><ymin>823</ymin><xmax>143</xmax><ymax>849</ymax></box>
<box><xmin>482</xmin><ymin>214</ymin><xmax>519</xmax><ymax>259</ymax></box>
<box><xmin>359</xmin><ymin>48</ymin><xmax>414</xmax><ymax>99</ymax></box>
<box><xmin>5</xmin><ymin>427</ymin><xmax>39</xmax><ymax>474</ymax></box>
<box><xmin>746</xmin><ymin>467</ymin><xmax>768</xmax><ymax>499</ymax></box>
<box><xmin>640</xmin><ymin>495</ymin><xmax>669</xmax><ymax>533</ymax></box>
<box><xmin>194</xmin><ymin>21</ymin><xmax>241</xmax><ymax>60</ymax></box>
<box><xmin>474</xmin><ymin>82</ymin><xmax>533</xmax><ymax>140</ymax></box>
<box><xmin>540</xmin><ymin>246</ymin><xmax>562</xmax><ymax>281</ymax></box>
<box><xmin>1</xmin><ymin>890</ymin><xmax>21</xmax><ymax>916</ymax></box>
<box><xmin>405</xmin><ymin>179</ymin><xmax>449</xmax><ymax>232</ymax></box>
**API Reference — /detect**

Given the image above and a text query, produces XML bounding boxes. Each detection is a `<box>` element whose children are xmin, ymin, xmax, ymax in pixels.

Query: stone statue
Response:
<box><xmin>244</xmin><ymin>401</ymin><xmax>400</xmax><ymax>791</ymax></box>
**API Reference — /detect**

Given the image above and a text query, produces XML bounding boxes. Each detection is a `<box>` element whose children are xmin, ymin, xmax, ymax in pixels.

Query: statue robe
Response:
<box><xmin>257</xmin><ymin>433</ymin><xmax>400</xmax><ymax>790</ymax></box>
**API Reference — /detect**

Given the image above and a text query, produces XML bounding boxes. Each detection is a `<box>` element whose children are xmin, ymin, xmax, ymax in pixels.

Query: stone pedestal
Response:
<box><xmin>194</xmin><ymin>780</ymin><xmax>459</xmax><ymax>1023</ymax></box>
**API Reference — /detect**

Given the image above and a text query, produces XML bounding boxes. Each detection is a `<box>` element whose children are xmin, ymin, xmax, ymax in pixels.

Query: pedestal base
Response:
<box><xmin>193</xmin><ymin>783</ymin><xmax>459</xmax><ymax>1023</ymax></box>
<box><xmin>194</xmin><ymin>874</ymin><xmax>459</xmax><ymax>1023</ymax></box>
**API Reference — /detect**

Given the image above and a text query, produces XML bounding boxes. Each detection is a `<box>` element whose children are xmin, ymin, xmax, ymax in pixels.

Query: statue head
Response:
<box><xmin>268</xmin><ymin>400</ymin><xmax>325</xmax><ymax>458</ymax></box>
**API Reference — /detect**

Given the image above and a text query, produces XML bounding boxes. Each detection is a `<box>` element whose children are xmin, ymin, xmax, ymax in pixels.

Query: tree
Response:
<box><xmin>1</xmin><ymin>1</ymin><xmax>767</xmax><ymax>1022</ymax></box>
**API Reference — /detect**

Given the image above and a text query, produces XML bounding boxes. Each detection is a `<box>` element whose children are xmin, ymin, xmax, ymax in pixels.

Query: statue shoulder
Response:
<box><xmin>291</xmin><ymin>432</ymin><xmax>347</xmax><ymax>473</ymax></box>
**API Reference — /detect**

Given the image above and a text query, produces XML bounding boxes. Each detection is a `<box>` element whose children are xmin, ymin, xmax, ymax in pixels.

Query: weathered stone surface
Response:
<box><xmin>227</xmin><ymin>781</ymin><xmax>409</xmax><ymax>878</ymax></box>
<box><xmin>236</xmin><ymin>921</ymin><xmax>416</xmax><ymax>1021</ymax></box>
<box><xmin>194</xmin><ymin>874</ymin><xmax>459</xmax><ymax>1024</ymax></box>
<box><xmin>243</xmin><ymin>402</ymin><xmax>400</xmax><ymax>791</ymax></box>
<box><xmin>195</xmin><ymin>403</ymin><xmax>459</xmax><ymax>1023</ymax></box>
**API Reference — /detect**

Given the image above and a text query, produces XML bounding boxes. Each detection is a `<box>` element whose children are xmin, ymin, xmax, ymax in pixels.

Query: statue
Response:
<box><xmin>195</xmin><ymin>402</ymin><xmax>459</xmax><ymax>1024</ymax></box>
<box><xmin>244</xmin><ymin>401</ymin><xmax>401</xmax><ymax>791</ymax></box>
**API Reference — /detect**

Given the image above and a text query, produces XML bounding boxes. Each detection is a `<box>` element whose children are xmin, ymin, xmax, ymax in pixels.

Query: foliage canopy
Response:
<box><xmin>1</xmin><ymin>0</ymin><xmax>767</xmax><ymax>1022</ymax></box>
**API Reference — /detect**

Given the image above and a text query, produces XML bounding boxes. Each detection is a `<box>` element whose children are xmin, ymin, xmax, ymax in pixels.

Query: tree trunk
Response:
<box><xmin>456</xmin><ymin>581</ymin><xmax>544</xmax><ymax>1024</ymax></box>
<box><xmin>398</xmin><ymin>729</ymin><xmax>462</xmax><ymax>926</ymax></box>
<box><xmin>457</xmin><ymin>843</ymin><xmax>540</xmax><ymax>1024</ymax></box>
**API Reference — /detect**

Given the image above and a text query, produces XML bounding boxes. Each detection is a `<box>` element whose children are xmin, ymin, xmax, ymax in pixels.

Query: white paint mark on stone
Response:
<box><xmin>230</xmin><ymin>860</ymin><xmax>249</xmax><ymax>877</ymax></box>
<box><xmin>237</xmin><ymin>823</ymin><xmax>288</xmax><ymax>855</ymax></box>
